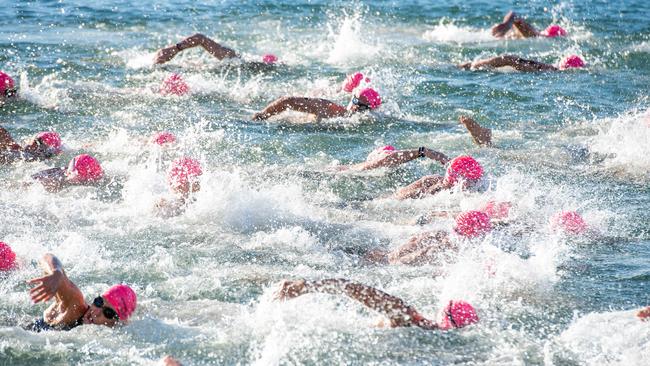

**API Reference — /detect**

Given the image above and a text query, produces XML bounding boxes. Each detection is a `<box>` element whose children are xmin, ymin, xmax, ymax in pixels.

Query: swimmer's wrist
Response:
<box><xmin>418</xmin><ymin>147</ymin><xmax>426</xmax><ymax>158</ymax></box>
<box><xmin>175</xmin><ymin>42</ymin><xmax>184</xmax><ymax>51</ymax></box>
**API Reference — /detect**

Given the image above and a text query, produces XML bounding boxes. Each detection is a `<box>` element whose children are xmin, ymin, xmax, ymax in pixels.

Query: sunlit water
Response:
<box><xmin>1</xmin><ymin>1</ymin><xmax>649</xmax><ymax>365</ymax></box>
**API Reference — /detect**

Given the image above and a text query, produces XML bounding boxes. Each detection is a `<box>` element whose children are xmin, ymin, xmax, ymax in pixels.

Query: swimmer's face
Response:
<box><xmin>171</xmin><ymin>179</ymin><xmax>201</xmax><ymax>196</ymax></box>
<box><xmin>347</xmin><ymin>95</ymin><xmax>371</xmax><ymax>113</ymax></box>
<box><xmin>23</xmin><ymin>138</ymin><xmax>54</xmax><ymax>159</ymax></box>
<box><xmin>83</xmin><ymin>296</ymin><xmax>119</xmax><ymax>327</ymax></box>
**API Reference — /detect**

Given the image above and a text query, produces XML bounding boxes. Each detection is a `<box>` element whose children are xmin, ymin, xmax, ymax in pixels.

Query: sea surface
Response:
<box><xmin>1</xmin><ymin>1</ymin><xmax>649</xmax><ymax>365</ymax></box>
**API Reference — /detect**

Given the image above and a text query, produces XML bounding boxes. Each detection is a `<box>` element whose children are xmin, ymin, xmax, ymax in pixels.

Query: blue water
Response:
<box><xmin>1</xmin><ymin>1</ymin><xmax>649</xmax><ymax>365</ymax></box>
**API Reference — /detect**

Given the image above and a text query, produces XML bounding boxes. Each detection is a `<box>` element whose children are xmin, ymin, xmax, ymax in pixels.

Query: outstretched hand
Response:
<box><xmin>27</xmin><ymin>270</ymin><xmax>63</xmax><ymax>303</ymax></box>
<box><xmin>273</xmin><ymin>279</ymin><xmax>306</xmax><ymax>301</ymax></box>
<box><xmin>154</xmin><ymin>46</ymin><xmax>180</xmax><ymax>64</ymax></box>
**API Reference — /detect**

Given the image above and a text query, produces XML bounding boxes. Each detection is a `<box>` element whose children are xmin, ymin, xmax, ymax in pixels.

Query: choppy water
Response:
<box><xmin>1</xmin><ymin>1</ymin><xmax>649</xmax><ymax>365</ymax></box>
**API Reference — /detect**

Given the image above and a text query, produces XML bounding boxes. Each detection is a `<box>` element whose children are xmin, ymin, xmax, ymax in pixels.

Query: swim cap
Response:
<box><xmin>160</xmin><ymin>73</ymin><xmax>189</xmax><ymax>96</ymax></box>
<box><xmin>0</xmin><ymin>242</ymin><xmax>16</xmax><ymax>271</ymax></box>
<box><xmin>168</xmin><ymin>157</ymin><xmax>203</xmax><ymax>192</ymax></box>
<box><xmin>0</xmin><ymin>71</ymin><xmax>15</xmax><ymax>94</ymax></box>
<box><xmin>550</xmin><ymin>211</ymin><xmax>588</xmax><ymax>235</ymax></box>
<box><xmin>454</xmin><ymin>210</ymin><xmax>492</xmax><ymax>238</ymax></box>
<box><xmin>67</xmin><ymin>154</ymin><xmax>104</xmax><ymax>183</ymax></box>
<box><xmin>357</xmin><ymin>88</ymin><xmax>381</xmax><ymax>109</ymax></box>
<box><xmin>481</xmin><ymin>200</ymin><xmax>512</xmax><ymax>220</ymax></box>
<box><xmin>36</xmin><ymin>131</ymin><xmax>63</xmax><ymax>153</ymax></box>
<box><xmin>559</xmin><ymin>55</ymin><xmax>585</xmax><ymax>70</ymax></box>
<box><xmin>151</xmin><ymin>131</ymin><xmax>176</xmax><ymax>146</ymax></box>
<box><xmin>343</xmin><ymin>72</ymin><xmax>364</xmax><ymax>93</ymax></box>
<box><xmin>542</xmin><ymin>25</ymin><xmax>567</xmax><ymax>38</ymax></box>
<box><xmin>445</xmin><ymin>155</ymin><xmax>483</xmax><ymax>185</ymax></box>
<box><xmin>102</xmin><ymin>284</ymin><xmax>137</xmax><ymax>322</ymax></box>
<box><xmin>438</xmin><ymin>300</ymin><xmax>479</xmax><ymax>330</ymax></box>
<box><xmin>262</xmin><ymin>54</ymin><xmax>278</xmax><ymax>65</ymax></box>
<box><xmin>366</xmin><ymin>145</ymin><xmax>396</xmax><ymax>162</ymax></box>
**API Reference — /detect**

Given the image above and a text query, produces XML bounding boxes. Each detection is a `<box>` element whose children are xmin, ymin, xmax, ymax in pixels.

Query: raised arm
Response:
<box><xmin>350</xmin><ymin>147</ymin><xmax>450</xmax><ymax>171</ymax></box>
<box><xmin>274</xmin><ymin>278</ymin><xmax>437</xmax><ymax>329</ymax></box>
<box><xmin>28</xmin><ymin>254</ymin><xmax>84</xmax><ymax>305</ymax></box>
<box><xmin>464</xmin><ymin>55</ymin><xmax>557</xmax><ymax>72</ymax></box>
<box><xmin>154</xmin><ymin>33</ymin><xmax>238</xmax><ymax>65</ymax></box>
<box><xmin>252</xmin><ymin>97</ymin><xmax>347</xmax><ymax>120</ymax></box>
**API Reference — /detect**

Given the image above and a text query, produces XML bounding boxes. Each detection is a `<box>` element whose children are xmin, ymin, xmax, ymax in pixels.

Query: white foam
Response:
<box><xmin>422</xmin><ymin>20</ymin><xmax>494</xmax><ymax>44</ymax></box>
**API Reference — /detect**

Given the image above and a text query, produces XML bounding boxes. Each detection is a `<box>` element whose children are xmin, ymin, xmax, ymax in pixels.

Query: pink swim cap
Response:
<box><xmin>0</xmin><ymin>242</ymin><xmax>16</xmax><ymax>271</ymax></box>
<box><xmin>357</xmin><ymin>88</ymin><xmax>381</xmax><ymax>109</ymax></box>
<box><xmin>343</xmin><ymin>72</ymin><xmax>364</xmax><ymax>93</ymax></box>
<box><xmin>102</xmin><ymin>284</ymin><xmax>137</xmax><ymax>321</ymax></box>
<box><xmin>445</xmin><ymin>155</ymin><xmax>483</xmax><ymax>185</ymax></box>
<box><xmin>550</xmin><ymin>211</ymin><xmax>588</xmax><ymax>235</ymax></box>
<box><xmin>454</xmin><ymin>210</ymin><xmax>492</xmax><ymax>238</ymax></box>
<box><xmin>559</xmin><ymin>55</ymin><xmax>585</xmax><ymax>70</ymax></box>
<box><xmin>542</xmin><ymin>25</ymin><xmax>567</xmax><ymax>38</ymax></box>
<box><xmin>36</xmin><ymin>131</ymin><xmax>63</xmax><ymax>153</ymax></box>
<box><xmin>366</xmin><ymin>145</ymin><xmax>396</xmax><ymax>162</ymax></box>
<box><xmin>67</xmin><ymin>154</ymin><xmax>104</xmax><ymax>183</ymax></box>
<box><xmin>168</xmin><ymin>157</ymin><xmax>203</xmax><ymax>191</ymax></box>
<box><xmin>151</xmin><ymin>131</ymin><xmax>176</xmax><ymax>145</ymax></box>
<box><xmin>0</xmin><ymin>71</ymin><xmax>15</xmax><ymax>94</ymax></box>
<box><xmin>481</xmin><ymin>200</ymin><xmax>512</xmax><ymax>220</ymax></box>
<box><xmin>160</xmin><ymin>73</ymin><xmax>189</xmax><ymax>96</ymax></box>
<box><xmin>262</xmin><ymin>54</ymin><xmax>278</xmax><ymax>65</ymax></box>
<box><xmin>438</xmin><ymin>300</ymin><xmax>479</xmax><ymax>330</ymax></box>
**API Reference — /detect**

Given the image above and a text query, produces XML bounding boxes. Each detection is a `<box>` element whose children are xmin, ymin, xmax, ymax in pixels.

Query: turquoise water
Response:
<box><xmin>1</xmin><ymin>1</ymin><xmax>649</xmax><ymax>365</ymax></box>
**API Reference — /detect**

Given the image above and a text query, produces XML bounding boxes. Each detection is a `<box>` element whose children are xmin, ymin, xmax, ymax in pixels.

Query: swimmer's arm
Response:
<box><xmin>274</xmin><ymin>278</ymin><xmax>425</xmax><ymax>327</ymax></box>
<box><xmin>31</xmin><ymin>167</ymin><xmax>68</xmax><ymax>192</ymax></box>
<box><xmin>0</xmin><ymin>126</ymin><xmax>22</xmax><ymax>151</ymax></box>
<box><xmin>252</xmin><ymin>97</ymin><xmax>347</xmax><ymax>120</ymax></box>
<box><xmin>154</xmin><ymin>33</ymin><xmax>238</xmax><ymax>64</ymax></box>
<box><xmin>511</xmin><ymin>17</ymin><xmax>540</xmax><ymax>38</ymax></box>
<box><xmin>394</xmin><ymin>175</ymin><xmax>446</xmax><ymax>200</ymax></box>
<box><xmin>465</xmin><ymin>55</ymin><xmax>557</xmax><ymax>72</ymax></box>
<box><xmin>357</xmin><ymin>148</ymin><xmax>450</xmax><ymax>171</ymax></box>
<box><xmin>28</xmin><ymin>254</ymin><xmax>85</xmax><ymax>307</ymax></box>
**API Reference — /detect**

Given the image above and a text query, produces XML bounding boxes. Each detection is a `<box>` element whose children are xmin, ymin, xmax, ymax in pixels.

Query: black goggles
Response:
<box><xmin>3</xmin><ymin>88</ymin><xmax>17</xmax><ymax>98</ymax></box>
<box><xmin>446</xmin><ymin>300</ymin><xmax>458</xmax><ymax>328</ymax></box>
<box><xmin>93</xmin><ymin>296</ymin><xmax>119</xmax><ymax>321</ymax></box>
<box><xmin>351</xmin><ymin>97</ymin><xmax>370</xmax><ymax>111</ymax></box>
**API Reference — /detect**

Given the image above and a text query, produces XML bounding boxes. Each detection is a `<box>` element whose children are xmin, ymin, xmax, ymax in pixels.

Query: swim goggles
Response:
<box><xmin>351</xmin><ymin>96</ymin><xmax>371</xmax><ymax>111</ymax></box>
<box><xmin>445</xmin><ymin>300</ymin><xmax>458</xmax><ymax>328</ymax></box>
<box><xmin>93</xmin><ymin>296</ymin><xmax>119</xmax><ymax>321</ymax></box>
<box><xmin>3</xmin><ymin>88</ymin><xmax>17</xmax><ymax>98</ymax></box>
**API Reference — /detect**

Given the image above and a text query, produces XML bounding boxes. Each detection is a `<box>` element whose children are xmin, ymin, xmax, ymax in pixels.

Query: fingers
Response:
<box><xmin>27</xmin><ymin>276</ymin><xmax>46</xmax><ymax>284</ymax></box>
<box><xmin>31</xmin><ymin>291</ymin><xmax>53</xmax><ymax>303</ymax></box>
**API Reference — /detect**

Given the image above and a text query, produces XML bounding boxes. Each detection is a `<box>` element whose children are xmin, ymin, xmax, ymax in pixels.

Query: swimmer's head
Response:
<box><xmin>366</xmin><ymin>145</ymin><xmax>396</xmax><ymax>162</ymax></box>
<box><xmin>454</xmin><ymin>210</ymin><xmax>492</xmax><ymax>238</ymax></box>
<box><xmin>0</xmin><ymin>242</ymin><xmax>17</xmax><ymax>271</ymax></box>
<box><xmin>0</xmin><ymin>71</ymin><xmax>17</xmax><ymax>100</ymax></box>
<box><xmin>100</xmin><ymin>284</ymin><xmax>137</xmax><ymax>324</ymax></box>
<box><xmin>437</xmin><ymin>300</ymin><xmax>479</xmax><ymax>330</ymax></box>
<box><xmin>262</xmin><ymin>54</ymin><xmax>278</xmax><ymax>65</ymax></box>
<box><xmin>549</xmin><ymin>210</ymin><xmax>588</xmax><ymax>235</ymax></box>
<box><xmin>481</xmin><ymin>200</ymin><xmax>512</xmax><ymax>220</ymax></box>
<box><xmin>542</xmin><ymin>25</ymin><xmax>567</xmax><ymax>38</ymax></box>
<box><xmin>349</xmin><ymin>88</ymin><xmax>381</xmax><ymax>112</ymax></box>
<box><xmin>65</xmin><ymin>154</ymin><xmax>104</xmax><ymax>184</ymax></box>
<box><xmin>444</xmin><ymin>155</ymin><xmax>483</xmax><ymax>186</ymax></box>
<box><xmin>168</xmin><ymin>157</ymin><xmax>203</xmax><ymax>195</ymax></box>
<box><xmin>558</xmin><ymin>55</ymin><xmax>585</xmax><ymax>70</ymax></box>
<box><xmin>24</xmin><ymin>131</ymin><xmax>63</xmax><ymax>158</ymax></box>
<box><xmin>160</xmin><ymin>73</ymin><xmax>189</xmax><ymax>96</ymax></box>
<box><xmin>151</xmin><ymin>131</ymin><xmax>177</xmax><ymax>146</ymax></box>
<box><xmin>342</xmin><ymin>72</ymin><xmax>364</xmax><ymax>93</ymax></box>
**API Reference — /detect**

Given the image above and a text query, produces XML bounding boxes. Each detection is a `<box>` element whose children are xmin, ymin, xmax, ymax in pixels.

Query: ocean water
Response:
<box><xmin>1</xmin><ymin>1</ymin><xmax>649</xmax><ymax>365</ymax></box>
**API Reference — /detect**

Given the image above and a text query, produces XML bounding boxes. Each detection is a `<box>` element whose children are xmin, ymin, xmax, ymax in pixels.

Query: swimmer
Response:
<box><xmin>637</xmin><ymin>306</ymin><xmax>650</xmax><ymax>321</ymax></box>
<box><xmin>161</xmin><ymin>356</ymin><xmax>183</xmax><ymax>366</ymax></box>
<box><xmin>154</xmin><ymin>157</ymin><xmax>203</xmax><ymax>218</ymax></box>
<box><xmin>31</xmin><ymin>153</ymin><xmax>104</xmax><ymax>192</ymax></box>
<box><xmin>458</xmin><ymin>54</ymin><xmax>585</xmax><ymax>72</ymax></box>
<box><xmin>492</xmin><ymin>11</ymin><xmax>568</xmax><ymax>39</ymax></box>
<box><xmin>252</xmin><ymin>87</ymin><xmax>381</xmax><ymax>120</ymax></box>
<box><xmin>0</xmin><ymin>71</ymin><xmax>18</xmax><ymax>107</ymax></box>
<box><xmin>394</xmin><ymin>155</ymin><xmax>485</xmax><ymax>200</ymax></box>
<box><xmin>415</xmin><ymin>200</ymin><xmax>512</xmax><ymax>226</ymax></box>
<box><xmin>0</xmin><ymin>126</ymin><xmax>63</xmax><ymax>164</ymax></box>
<box><xmin>337</xmin><ymin>145</ymin><xmax>450</xmax><ymax>172</ymax></box>
<box><xmin>0</xmin><ymin>241</ymin><xmax>17</xmax><ymax>271</ymax></box>
<box><xmin>24</xmin><ymin>253</ymin><xmax>136</xmax><ymax>332</ymax></box>
<box><xmin>153</xmin><ymin>33</ymin><xmax>277</xmax><ymax>68</ymax></box>
<box><xmin>274</xmin><ymin>278</ymin><xmax>479</xmax><ymax>330</ymax></box>
<box><xmin>366</xmin><ymin>210</ymin><xmax>492</xmax><ymax>265</ymax></box>
<box><xmin>341</xmin><ymin>72</ymin><xmax>370</xmax><ymax>93</ymax></box>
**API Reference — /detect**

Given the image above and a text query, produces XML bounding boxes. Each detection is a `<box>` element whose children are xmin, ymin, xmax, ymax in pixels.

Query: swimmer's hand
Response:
<box><xmin>27</xmin><ymin>270</ymin><xmax>63</xmax><ymax>303</ymax></box>
<box><xmin>458</xmin><ymin>62</ymin><xmax>473</xmax><ymax>70</ymax></box>
<box><xmin>251</xmin><ymin>112</ymin><xmax>269</xmax><ymax>121</ymax></box>
<box><xmin>637</xmin><ymin>306</ymin><xmax>650</xmax><ymax>321</ymax></box>
<box><xmin>273</xmin><ymin>279</ymin><xmax>307</xmax><ymax>301</ymax></box>
<box><xmin>160</xmin><ymin>355</ymin><xmax>183</xmax><ymax>366</ymax></box>
<box><xmin>154</xmin><ymin>45</ymin><xmax>180</xmax><ymax>65</ymax></box>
